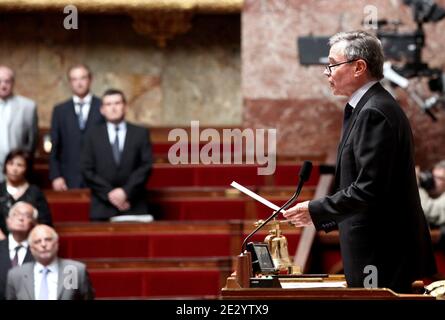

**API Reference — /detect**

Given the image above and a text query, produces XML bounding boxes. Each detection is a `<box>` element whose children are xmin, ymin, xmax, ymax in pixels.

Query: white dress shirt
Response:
<box><xmin>73</xmin><ymin>93</ymin><xmax>92</xmax><ymax>124</ymax></box>
<box><xmin>106</xmin><ymin>121</ymin><xmax>127</xmax><ymax>152</ymax></box>
<box><xmin>0</xmin><ymin>97</ymin><xmax>12</xmax><ymax>165</ymax></box>
<box><xmin>34</xmin><ymin>259</ymin><xmax>59</xmax><ymax>300</ymax></box>
<box><xmin>8</xmin><ymin>234</ymin><xmax>29</xmax><ymax>266</ymax></box>
<box><xmin>348</xmin><ymin>80</ymin><xmax>379</xmax><ymax>109</ymax></box>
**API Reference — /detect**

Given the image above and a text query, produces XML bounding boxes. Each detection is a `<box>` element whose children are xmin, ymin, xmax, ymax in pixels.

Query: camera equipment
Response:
<box><xmin>297</xmin><ymin>0</ymin><xmax>445</xmax><ymax>120</ymax></box>
<box><xmin>377</xmin><ymin>0</ymin><xmax>445</xmax><ymax>80</ymax></box>
<box><xmin>419</xmin><ymin>170</ymin><xmax>435</xmax><ymax>191</ymax></box>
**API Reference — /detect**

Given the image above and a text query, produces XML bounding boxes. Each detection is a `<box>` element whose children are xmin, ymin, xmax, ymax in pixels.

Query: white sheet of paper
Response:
<box><xmin>280</xmin><ymin>281</ymin><xmax>347</xmax><ymax>289</ymax></box>
<box><xmin>230</xmin><ymin>181</ymin><xmax>281</xmax><ymax>211</ymax></box>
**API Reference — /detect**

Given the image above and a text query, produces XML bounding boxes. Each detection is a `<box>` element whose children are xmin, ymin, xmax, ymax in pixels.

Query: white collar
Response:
<box><xmin>35</xmin><ymin>259</ymin><xmax>58</xmax><ymax>273</ymax></box>
<box><xmin>8</xmin><ymin>233</ymin><xmax>29</xmax><ymax>251</ymax></box>
<box><xmin>107</xmin><ymin>121</ymin><xmax>126</xmax><ymax>131</ymax></box>
<box><xmin>0</xmin><ymin>95</ymin><xmax>13</xmax><ymax>104</ymax></box>
<box><xmin>348</xmin><ymin>80</ymin><xmax>378</xmax><ymax>108</ymax></box>
<box><xmin>73</xmin><ymin>93</ymin><xmax>92</xmax><ymax>105</ymax></box>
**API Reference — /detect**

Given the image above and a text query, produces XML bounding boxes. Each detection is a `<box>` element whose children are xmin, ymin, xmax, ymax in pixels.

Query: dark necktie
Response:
<box><xmin>77</xmin><ymin>101</ymin><xmax>86</xmax><ymax>130</ymax></box>
<box><xmin>112</xmin><ymin>125</ymin><xmax>121</xmax><ymax>165</ymax></box>
<box><xmin>342</xmin><ymin>103</ymin><xmax>354</xmax><ymax>137</ymax></box>
<box><xmin>11</xmin><ymin>245</ymin><xmax>22</xmax><ymax>267</ymax></box>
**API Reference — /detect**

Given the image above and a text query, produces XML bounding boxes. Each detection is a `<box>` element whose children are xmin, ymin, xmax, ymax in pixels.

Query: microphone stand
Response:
<box><xmin>241</xmin><ymin>161</ymin><xmax>312</xmax><ymax>253</ymax></box>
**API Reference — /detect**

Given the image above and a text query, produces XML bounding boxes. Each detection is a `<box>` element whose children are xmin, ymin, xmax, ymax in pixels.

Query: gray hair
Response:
<box><xmin>8</xmin><ymin>201</ymin><xmax>38</xmax><ymax>220</ymax></box>
<box><xmin>434</xmin><ymin>160</ymin><xmax>445</xmax><ymax>170</ymax></box>
<box><xmin>329</xmin><ymin>30</ymin><xmax>384</xmax><ymax>80</ymax></box>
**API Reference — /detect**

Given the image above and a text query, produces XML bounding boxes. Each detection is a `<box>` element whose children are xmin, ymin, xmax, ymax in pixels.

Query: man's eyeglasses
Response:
<box><xmin>325</xmin><ymin>59</ymin><xmax>359</xmax><ymax>75</ymax></box>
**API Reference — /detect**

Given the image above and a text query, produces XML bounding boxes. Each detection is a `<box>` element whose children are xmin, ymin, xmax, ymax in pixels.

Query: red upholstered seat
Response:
<box><xmin>434</xmin><ymin>250</ymin><xmax>445</xmax><ymax>274</ymax></box>
<box><xmin>273</xmin><ymin>164</ymin><xmax>320</xmax><ymax>187</ymax></box>
<box><xmin>157</xmin><ymin>198</ymin><xmax>246</xmax><ymax>220</ymax></box>
<box><xmin>59</xmin><ymin>234</ymin><xmax>151</xmax><ymax>259</ymax></box>
<box><xmin>148</xmin><ymin>234</ymin><xmax>232</xmax><ymax>257</ymax></box>
<box><xmin>195</xmin><ymin>165</ymin><xmax>261</xmax><ymax>187</ymax></box>
<box><xmin>59</xmin><ymin>233</ymin><xmax>232</xmax><ymax>259</ymax></box>
<box><xmin>48</xmin><ymin>202</ymin><xmax>90</xmax><ymax>222</ymax></box>
<box><xmin>147</xmin><ymin>165</ymin><xmax>196</xmax><ymax>188</ymax></box>
<box><xmin>89</xmin><ymin>269</ymin><xmax>221</xmax><ymax>298</ymax></box>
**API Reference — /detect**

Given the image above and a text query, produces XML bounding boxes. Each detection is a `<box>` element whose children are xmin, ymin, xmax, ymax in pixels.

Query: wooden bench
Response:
<box><xmin>55</xmin><ymin>221</ymin><xmax>303</xmax><ymax>259</ymax></box>
<box><xmin>83</xmin><ymin>257</ymin><xmax>232</xmax><ymax>299</ymax></box>
<box><xmin>44</xmin><ymin>186</ymin><xmax>316</xmax><ymax>222</ymax></box>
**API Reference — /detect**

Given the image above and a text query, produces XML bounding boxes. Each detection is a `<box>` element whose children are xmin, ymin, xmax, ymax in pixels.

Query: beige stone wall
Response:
<box><xmin>0</xmin><ymin>13</ymin><xmax>241</xmax><ymax>127</ymax></box>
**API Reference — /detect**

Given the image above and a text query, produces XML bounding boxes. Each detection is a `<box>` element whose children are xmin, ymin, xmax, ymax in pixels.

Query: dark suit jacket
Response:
<box><xmin>0</xmin><ymin>239</ymin><xmax>34</xmax><ymax>300</ymax></box>
<box><xmin>309</xmin><ymin>82</ymin><xmax>437</xmax><ymax>292</ymax></box>
<box><xmin>81</xmin><ymin>122</ymin><xmax>153</xmax><ymax>220</ymax></box>
<box><xmin>6</xmin><ymin>259</ymin><xmax>94</xmax><ymax>300</ymax></box>
<box><xmin>0</xmin><ymin>182</ymin><xmax>53</xmax><ymax>235</ymax></box>
<box><xmin>49</xmin><ymin>96</ymin><xmax>104</xmax><ymax>188</ymax></box>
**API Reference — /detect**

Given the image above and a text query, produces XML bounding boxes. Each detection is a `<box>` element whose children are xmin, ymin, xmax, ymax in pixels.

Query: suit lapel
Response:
<box><xmin>84</xmin><ymin>96</ymin><xmax>101</xmax><ymax>130</ymax></box>
<box><xmin>0</xmin><ymin>240</ymin><xmax>10</xmax><ymax>267</ymax></box>
<box><xmin>66</xmin><ymin>99</ymin><xmax>82</xmax><ymax>132</ymax></box>
<box><xmin>57</xmin><ymin>260</ymin><xmax>64</xmax><ymax>299</ymax></box>
<box><xmin>334</xmin><ymin>82</ymin><xmax>383</xmax><ymax>180</ymax></box>
<box><xmin>120</xmin><ymin>123</ymin><xmax>133</xmax><ymax>166</ymax></box>
<box><xmin>102</xmin><ymin>124</ymin><xmax>119</xmax><ymax>168</ymax></box>
<box><xmin>23</xmin><ymin>248</ymin><xmax>34</xmax><ymax>264</ymax></box>
<box><xmin>7</xmin><ymin>97</ymin><xmax>22</xmax><ymax>146</ymax></box>
<box><xmin>22</xmin><ymin>262</ymin><xmax>35</xmax><ymax>300</ymax></box>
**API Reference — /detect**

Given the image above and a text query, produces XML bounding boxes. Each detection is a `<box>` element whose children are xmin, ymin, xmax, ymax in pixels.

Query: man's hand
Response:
<box><xmin>52</xmin><ymin>177</ymin><xmax>68</xmax><ymax>191</ymax></box>
<box><xmin>108</xmin><ymin>188</ymin><xmax>129</xmax><ymax>211</ymax></box>
<box><xmin>415</xmin><ymin>165</ymin><xmax>420</xmax><ymax>186</ymax></box>
<box><xmin>283</xmin><ymin>200</ymin><xmax>313</xmax><ymax>227</ymax></box>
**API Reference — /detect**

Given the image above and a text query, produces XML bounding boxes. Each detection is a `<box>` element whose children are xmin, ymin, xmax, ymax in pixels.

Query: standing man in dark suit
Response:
<box><xmin>50</xmin><ymin>64</ymin><xmax>104</xmax><ymax>190</ymax></box>
<box><xmin>82</xmin><ymin>89</ymin><xmax>152</xmax><ymax>221</ymax></box>
<box><xmin>0</xmin><ymin>202</ymin><xmax>36</xmax><ymax>299</ymax></box>
<box><xmin>284</xmin><ymin>31</ymin><xmax>436</xmax><ymax>293</ymax></box>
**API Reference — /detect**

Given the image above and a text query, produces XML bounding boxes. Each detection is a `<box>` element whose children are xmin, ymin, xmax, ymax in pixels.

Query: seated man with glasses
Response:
<box><xmin>0</xmin><ymin>202</ymin><xmax>36</xmax><ymax>300</ymax></box>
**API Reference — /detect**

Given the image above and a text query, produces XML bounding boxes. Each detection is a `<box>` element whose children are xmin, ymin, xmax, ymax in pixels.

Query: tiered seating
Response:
<box><xmin>56</xmin><ymin>221</ymin><xmax>303</xmax><ymax>298</ymax></box>
<box><xmin>35</xmin><ymin>127</ymin><xmax>329</xmax><ymax>299</ymax></box>
<box><xmin>45</xmin><ymin>186</ymin><xmax>316</xmax><ymax>222</ymax></box>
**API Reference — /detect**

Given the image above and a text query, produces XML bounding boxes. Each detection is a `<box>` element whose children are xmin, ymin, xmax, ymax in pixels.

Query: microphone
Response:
<box><xmin>241</xmin><ymin>161</ymin><xmax>313</xmax><ymax>253</ymax></box>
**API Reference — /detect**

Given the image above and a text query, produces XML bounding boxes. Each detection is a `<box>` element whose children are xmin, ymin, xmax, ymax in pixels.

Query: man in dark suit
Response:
<box><xmin>0</xmin><ymin>201</ymin><xmax>36</xmax><ymax>299</ymax></box>
<box><xmin>81</xmin><ymin>89</ymin><xmax>152</xmax><ymax>221</ymax></box>
<box><xmin>6</xmin><ymin>224</ymin><xmax>94</xmax><ymax>300</ymax></box>
<box><xmin>50</xmin><ymin>64</ymin><xmax>104</xmax><ymax>190</ymax></box>
<box><xmin>284</xmin><ymin>31</ymin><xmax>436</xmax><ymax>293</ymax></box>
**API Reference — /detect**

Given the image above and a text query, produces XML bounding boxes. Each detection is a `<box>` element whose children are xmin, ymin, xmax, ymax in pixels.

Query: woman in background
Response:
<box><xmin>0</xmin><ymin>149</ymin><xmax>52</xmax><ymax>239</ymax></box>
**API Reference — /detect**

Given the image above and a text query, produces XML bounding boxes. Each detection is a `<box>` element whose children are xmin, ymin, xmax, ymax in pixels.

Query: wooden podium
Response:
<box><xmin>221</xmin><ymin>275</ymin><xmax>435</xmax><ymax>300</ymax></box>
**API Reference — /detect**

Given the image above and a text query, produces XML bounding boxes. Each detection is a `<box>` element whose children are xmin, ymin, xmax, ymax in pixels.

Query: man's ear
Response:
<box><xmin>355</xmin><ymin>60</ymin><xmax>367</xmax><ymax>76</ymax></box>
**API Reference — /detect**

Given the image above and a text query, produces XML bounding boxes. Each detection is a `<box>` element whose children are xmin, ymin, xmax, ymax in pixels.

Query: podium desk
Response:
<box><xmin>220</xmin><ymin>276</ymin><xmax>435</xmax><ymax>300</ymax></box>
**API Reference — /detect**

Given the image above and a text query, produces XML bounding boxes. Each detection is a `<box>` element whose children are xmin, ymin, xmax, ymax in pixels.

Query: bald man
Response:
<box><xmin>6</xmin><ymin>225</ymin><xmax>94</xmax><ymax>300</ymax></box>
<box><xmin>0</xmin><ymin>66</ymin><xmax>38</xmax><ymax>182</ymax></box>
